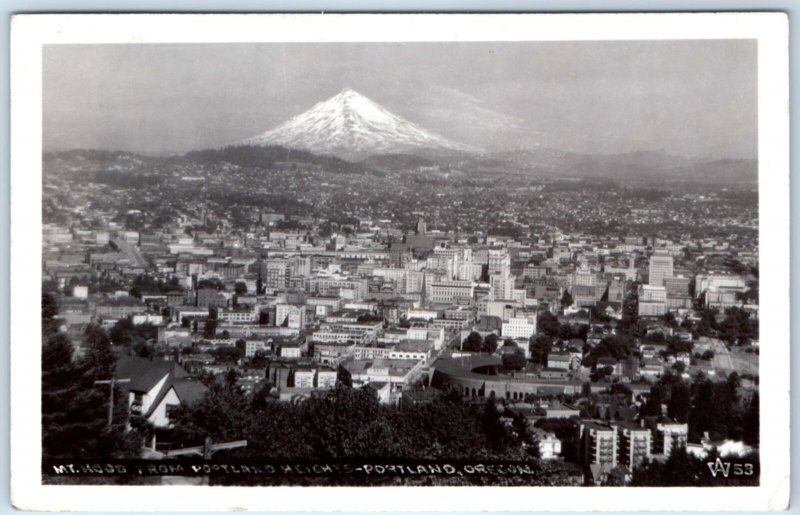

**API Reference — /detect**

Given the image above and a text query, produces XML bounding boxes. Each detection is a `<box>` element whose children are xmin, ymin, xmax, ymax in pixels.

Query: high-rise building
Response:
<box><xmin>415</xmin><ymin>218</ymin><xmax>427</xmax><ymax>235</ymax></box>
<box><xmin>648</xmin><ymin>252</ymin><xmax>674</xmax><ymax>287</ymax></box>
<box><xmin>488</xmin><ymin>250</ymin><xmax>511</xmax><ymax>277</ymax></box>
<box><xmin>614</xmin><ymin>422</ymin><xmax>653</xmax><ymax>471</ymax></box>
<box><xmin>638</xmin><ymin>285</ymin><xmax>667</xmax><ymax>317</ymax></box>
<box><xmin>644</xmin><ymin>418</ymin><xmax>688</xmax><ymax>458</ymax></box>
<box><xmin>490</xmin><ymin>274</ymin><xmax>515</xmax><ymax>301</ymax></box>
<box><xmin>579</xmin><ymin>421</ymin><xmax>618</xmax><ymax>468</ymax></box>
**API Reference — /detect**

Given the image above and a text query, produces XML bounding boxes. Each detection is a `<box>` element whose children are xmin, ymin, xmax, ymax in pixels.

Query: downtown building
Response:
<box><xmin>648</xmin><ymin>252</ymin><xmax>674</xmax><ymax>287</ymax></box>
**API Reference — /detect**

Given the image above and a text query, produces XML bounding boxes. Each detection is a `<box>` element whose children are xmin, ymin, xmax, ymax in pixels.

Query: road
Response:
<box><xmin>111</xmin><ymin>236</ymin><xmax>149</xmax><ymax>269</ymax></box>
<box><xmin>710</xmin><ymin>340</ymin><xmax>735</xmax><ymax>370</ymax></box>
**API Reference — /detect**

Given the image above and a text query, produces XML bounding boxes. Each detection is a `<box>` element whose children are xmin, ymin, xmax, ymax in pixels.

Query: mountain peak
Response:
<box><xmin>243</xmin><ymin>89</ymin><xmax>479</xmax><ymax>160</ymax></box>
<box><xmin>336</xmin><ymin>87</ymin><xmax>359</xmax><ymax>97</ymax></box>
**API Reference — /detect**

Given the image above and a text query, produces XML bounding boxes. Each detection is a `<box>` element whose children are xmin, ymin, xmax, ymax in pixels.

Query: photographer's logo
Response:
<box><xmin>707</xmin><ymin>458</ymin><xmax>754</xmax><ymax>478</ymax></box>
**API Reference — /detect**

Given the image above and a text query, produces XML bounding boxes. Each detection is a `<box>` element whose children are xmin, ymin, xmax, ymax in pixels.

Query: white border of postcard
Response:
<box><xmin>10</xmin><ymin>12</ymin><xmax>790</xmax><ymax>512</ymax></box>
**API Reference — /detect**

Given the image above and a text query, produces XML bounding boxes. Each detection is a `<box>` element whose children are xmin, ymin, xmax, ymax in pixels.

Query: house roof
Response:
<box><xmin>115</xmin><ymin>355</ymin><xmax>188</xmax><ymax>393</ymax></box>
<box><xmin>172</xmin><ymin>378</ymin><xmax>208</xmax><ymax>405</ymax></box>
<box><xmin>143</xmin><ymin>376</ymin><xmax>208</xmax><ymax>419</ymax></box>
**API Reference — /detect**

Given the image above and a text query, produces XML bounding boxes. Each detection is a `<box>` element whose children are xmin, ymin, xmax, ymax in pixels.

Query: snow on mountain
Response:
<box><xmin>243</xmin><ymin>88</ymin><xmax>480</xmax><ymax>160</ymax></box>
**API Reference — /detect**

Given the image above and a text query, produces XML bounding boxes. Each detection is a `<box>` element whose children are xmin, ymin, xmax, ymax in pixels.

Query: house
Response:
<box><xmin>278</xmin><ymin>343</ymin><xmax>302</xmax><ymax>359</ymax></box>
<box><xmin>540</xmin><ymin>367</ymin><xmax>569</xmax><ymax>379</ymax></box>
<box><xmin>532</xmin><ymin>428</ymin><xmax>562</xmax><ymax>459</ymax></box>
<box><xmin>547</xmin><ymin>352</ymin><xmax>572</xmax><ymax>370</ymax></box>
<box><xmin>640</xmin><ymin>357</ymin><xmax>665</xmax><ymax>380</ymax></box>
<box><xmin>640</xmin><ymin>346</ymin><xmax>657</xmax><ymax>359</ymax></box>
<box><xmin>596</xmin><ymin>357</ymin><xmax>623</xmax><ymax>377</ymax></box>
<box><xmin>675</xmin><ymin>352</ymin><xmax>692</xmax><ymax>366</ymax></box>
<box><xmin>543</xmin><ymin>402</ymin><xmax>581</xmax><ymax>419</ymax></box>
<box><xmin>362</xmin><ymin>381</ymin><xmax>393</xmax><ymax>405</ymax></box>
<box><xmin>115</xmin><ymin>356</ymin><xmax>207</xmax><ymax>428</ymax></box>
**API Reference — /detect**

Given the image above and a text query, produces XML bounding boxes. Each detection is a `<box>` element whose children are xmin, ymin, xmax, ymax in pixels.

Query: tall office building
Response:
<box><xmin>648</xmin><ymin>252</ymin><xmax>674</xmax><ymax>287</ymax></box>
<box><xmin>490</xmin><ymin>274</ymin><xmax>515</xmax><ymax>301</ymax></box>
<box><xmin>488</xmin><ymin>250</ymin><xmax>511</xmax><ymax>277</ymax></box>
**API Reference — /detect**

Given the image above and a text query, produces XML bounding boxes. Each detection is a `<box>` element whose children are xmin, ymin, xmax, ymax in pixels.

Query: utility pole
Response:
<box><xmin>94</xmin><ymin>377</ymin><xmax>131</xmax><ymax>430</ymax></box>
<box><xmin>164</xmin><ymin>437</ymin><xmax>248</xmax><ymax>486</ymax></box>
<box><xmin>164</xmin><ymin>436</ymin><xmax>247</xmax><ymax>459</ymax></box>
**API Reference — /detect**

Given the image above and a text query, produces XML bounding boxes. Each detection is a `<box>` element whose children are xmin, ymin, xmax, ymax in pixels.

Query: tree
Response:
<box><xmin>250</xmin><ymin>350</ymin><xmax>270</xmax><ymax>368</ymax></box>
<box><xmin>204</xmin><ymin>319</ymin><xmax>218</xmax><ymax>339</ymax></box>
<box><xmin>302</xmin><ymin>385</ymin><xmax>388</xmax><ymax>458</ymax></box>
<box><xmin>591</xmin><ymin>365</ymin><xmax>614</xmax><ymax>383</ymax></box>
<box><xmin>235</xmin><ymin>339</ymin><xmax>247</xmax><ymax>355</ymax></box>
<box><xmin>42</xmin><ymin>292</ymin><xmax>60</xmax><ymax>336</ymax></box>
<box><xmin>82</xmin><ymin>325</ymin><xmax>116</xmax><ymax>379</ymax></box>
<box><xmin>168</xmin><ymin>377</ymin><xmax>252</xmax><ymax>448</ymax></box>
<box><xmin>609</xmin><ymin>382</ymin><xmax>632</xmax><ymax>397</ymax></box>
<box><xmin>462</xmin><ymin>331</ymin><xmax>483</xmax><ymax>352</ymax></box>
<box><xmin>481</xmin><ymin>399</ymin><xmax>511</xmax><ymax>452</ymax></box>
<box><xmin>212</xmin><ymin>346</ymin><xmax>242</xmax><ymax>364</ymax></box>
<box><xmin>502</xmin><ymin>339</ymin><xmax>518</xmax><ymax>348</ymax></box>
<box><xmin>641</xmin><ymin>382</ymin><xmax>666</xmax><ymax>417</ymax></box>
<box><xmin>581</xmin><ymin>381</ymin><xmax>592</xmax><ymax>398</ymax></box>
<box><xmin>42</xmin><ymin>333</ymin><xmax>94</xmax><ymax>458</ymax></box>
<box><xmin>109</xmin><ymin>318</ymin><xmax>136</xmax><ymax>347</ymax></box>
<box><xmin>197</xmin><ymin>278</ymin><xmax>224</xmax><ymax>290</ymax></box>
<box><xmin>528</xmin><ymin>334</ymin><xmax>553</xmax><ymax>364</ymax></box>
<box><xmin>604</xmin><ymin>465</ymin><xmax>628</xmax><ymax>486</ymax></box>
<box><xmin>662</xmin><ymin>312</ymin><xmax>677</xmax><ymax>327</ymax></box>
<box><xmin>667</xmin><ymin>381</ymin><xmax>691</xmax><ymax>423</ymax></box>
<box><xmin>234</xmin><ymin>282</ymin><xmax>248</xmax><ymax>296</ymax></box>
<box><xmin>632</xmin><ymin>446</ymin><xmax>759</xmax><ymax>486</ymax></box>
<box><xmin>560</xmin><ymin>290</ymin><xmax>573</xmax><ymax>308</ymax></box>
<box><xmin>225</xmin><ymin>368</ymin><xmax>241</xmax><ymax>389</ymax></box>
<box><xmin>42</xmin><ymin>326</ymin><xmax>138</xmax><ymax>460</ymax></box>
<box><xmin>690</xmin><ymin>376</ymin><xmax>717</xmax><ymax>440</ymax></box>
<box><xmin>482</xmin><ymin>333</ymin><xmax>499</xmax><ymax>354</ymax></box>
<box><xmin>743</xmin><ymin>391</ymin><xmax>759</xmax><ymax>445</ymax></box>
<box><xmin>502</xmin><ymin>348</ymin><xmax>527</xmax><ymax>371</ymax></box>
<box><xmin>537</xmin><ymin>311</ymin><xmax>561</xmax><ymax>338</ymax></box>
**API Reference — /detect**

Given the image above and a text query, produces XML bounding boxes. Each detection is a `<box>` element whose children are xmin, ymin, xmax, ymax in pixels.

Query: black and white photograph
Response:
<box><xmin>10</xmin><ymin>13</ymin><xmax>790</xmax><ymax>512</ymax></box>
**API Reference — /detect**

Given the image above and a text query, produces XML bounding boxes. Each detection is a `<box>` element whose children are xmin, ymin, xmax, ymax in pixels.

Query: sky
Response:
<box><xmin>43</xmin><ymin>40</ymin><xmax>757</xmax><ymax>159</ymax></box>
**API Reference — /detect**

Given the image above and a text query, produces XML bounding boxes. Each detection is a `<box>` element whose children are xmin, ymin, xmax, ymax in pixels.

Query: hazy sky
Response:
<box><xmin>43</xmin><ymin>40</ymin><xmax>757</xmax><ymax>159</ymax></box>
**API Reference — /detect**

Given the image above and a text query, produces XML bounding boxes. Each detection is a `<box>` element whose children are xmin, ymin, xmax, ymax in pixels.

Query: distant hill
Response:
<box><xmin>178</xmin><ymin>144</ymin><xmax>377</xmax><ymax>175</ymax></box>
<box><xmin>360</xmin><ymin>153</ymin><xmax>439</xmax><ymax>172</ymax></box>
<box><xmin>450</xmin><ymin>148</ymin><xmax>757</xmax><ymax>184</ymax></box>
<box><xmin>43</xmin><ymin>145</ymin><xmax>757</xmax><ymax>184</ymax></box>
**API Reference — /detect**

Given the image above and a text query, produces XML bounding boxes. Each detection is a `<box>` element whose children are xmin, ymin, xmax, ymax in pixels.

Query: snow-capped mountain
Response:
<box><xmin>243</xmin><ymin>88</ymin><xmax>480</xmax><ymax>160</ymax></box>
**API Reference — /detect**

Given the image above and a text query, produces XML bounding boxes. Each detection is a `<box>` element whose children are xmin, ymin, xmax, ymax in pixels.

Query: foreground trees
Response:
<box><xmin>163</xmin><ymin>382</ymin><xmax>582</xmax><ymax>486</ymax></box>
<box><xmin>42</xmin><ymin>322</ymin><xmax>140</xmax><ymax>459</ymax></box>
<box><xmin>168</xmin><ymin>383</ymin><xmax>522</xmax><ymax>462</ymax></box>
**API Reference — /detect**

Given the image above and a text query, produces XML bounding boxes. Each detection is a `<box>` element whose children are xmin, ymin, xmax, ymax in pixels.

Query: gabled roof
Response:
<box><xmin>144</xmin><ymin>376</ymin><xmax>208</xmax><ymax>419</ymax></box>
<box><xmin>115</xmin><ymin>355</ymin><xmax>188</xmax><ymax>393</ymax></box>
<box><xmin>172</xmin><ymin>379</ymin><xmax>208</xmax><ymax>405</ymax></box>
